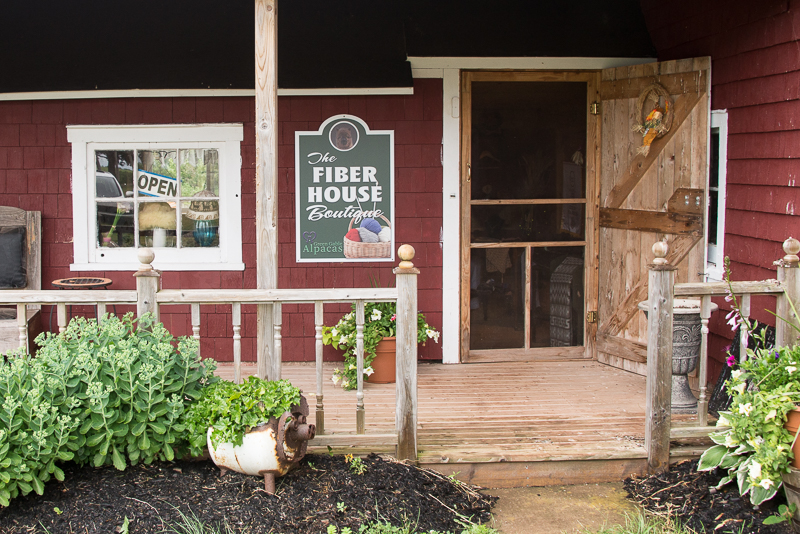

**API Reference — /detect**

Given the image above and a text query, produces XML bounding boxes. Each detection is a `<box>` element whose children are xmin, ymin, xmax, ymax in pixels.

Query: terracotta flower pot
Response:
<box><xmin>369</xmin><ymin>337</ymin><xmax>396</xmax><ymax>384</ymax></box>
<box><xmin>785</xmin><ymin>408</ymin><xmax>800</xmax><ymax>469</ymax></box>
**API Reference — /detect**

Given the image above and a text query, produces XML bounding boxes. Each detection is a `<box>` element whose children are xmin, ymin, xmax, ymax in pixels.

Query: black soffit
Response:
<box><xmin>0</xmin><ymin>0</ymin><xmax>654</xmax><ymax>94</ymax></box>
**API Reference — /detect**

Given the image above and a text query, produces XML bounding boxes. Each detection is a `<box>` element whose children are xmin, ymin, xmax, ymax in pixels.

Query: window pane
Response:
<box><xmin>180</xmin><ymin>149</ymin><xmax>219</xmax><ymax>196</ymax></box>
<box><xmin>137</xmin><ymin>150</ymin><xmax>177</xmax><ymax>198</ymax></box>
<box><xmin>95</xmin><ymin>150</ymin><xmax>134</xmax><ymax>198</ymax></box>
<box><xmin>97</xmin><ymin>201</ymin><xmax>134</xmax><ymax>248</ymax></box>
<box><xmin>139</xmin><ymin>201</ymin><xmax>177</xmax><ymax>248</ymax></box>
<box><xmin>471</xmin><ymin>81</ymin><xmax>587</xmax><ymax>200</ymax></box>
<box><xmin>181</xmin><ymin>200</ymin><xmax>219</xmax><ymax>248</ymax></box>
<box><xmin>531</xmin><ymin>247</ymin><xmax>584</xmax><ymax>347</ymax></box>
<box><xmin>471</xmin><ymin>204</ymin><xmax>585</xmax><ymax>242</ymax></box>
<box><xmin>470</xmin><ymin>247</ymin><xmax>525</xmax><ymax>350</ymax></box>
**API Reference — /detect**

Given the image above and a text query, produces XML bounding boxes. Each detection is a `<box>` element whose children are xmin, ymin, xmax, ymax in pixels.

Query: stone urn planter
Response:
<box><xmin>638</xmin><ymin>298</ymin><xmax>718</xmax><ymax>413</ymax></box>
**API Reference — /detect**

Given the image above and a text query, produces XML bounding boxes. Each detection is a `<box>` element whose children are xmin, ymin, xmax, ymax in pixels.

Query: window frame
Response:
<box><xmin>706</xmin><ymin>110</ymin><xmax>728</xmax><ymax>282</ymax></box>
<box><xmin>67</xmin><ymin>124</ymin><xmax>244</xmax><ymax>271</ymax></box>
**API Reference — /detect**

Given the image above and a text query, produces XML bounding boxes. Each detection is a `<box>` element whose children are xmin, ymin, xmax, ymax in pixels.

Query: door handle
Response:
<box><xmin>467</xmin><ymin>163</ymin><xmax>471</xmax><ymax>182</ymax></box>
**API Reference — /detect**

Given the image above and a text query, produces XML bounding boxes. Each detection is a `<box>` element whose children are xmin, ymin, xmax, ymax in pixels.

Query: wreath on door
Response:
<box><xmin>632</xmin><ymin>83</ymin><xmax>674</xmax><ymax>156</ymax></box>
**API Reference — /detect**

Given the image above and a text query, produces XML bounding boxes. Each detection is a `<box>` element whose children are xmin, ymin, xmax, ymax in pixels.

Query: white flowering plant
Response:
<box><xmin>322</xmin><ymin>301</ymin><xmax>439</xmax><ymax>390</ymax></box>
<box><xmin>698</xmin><ymin>259</ymin><xmax>800</xmax><ymax>505</ymax></box>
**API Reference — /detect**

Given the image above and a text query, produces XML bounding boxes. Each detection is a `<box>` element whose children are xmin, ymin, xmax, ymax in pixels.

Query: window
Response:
<box><xmin>68</xmin><ymin>124</ymin><xmax>244</xmax><ymax>271</ymax></box>
<box><xmin>706</xmin><ymin>111</ymin><xmax>727</xmax><ymax>281</ymax></box>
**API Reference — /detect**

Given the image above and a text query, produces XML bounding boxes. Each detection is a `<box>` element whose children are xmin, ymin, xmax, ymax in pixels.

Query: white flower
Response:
<box><xmin>332</xmin><ymin>375</ymin><xmax>340</xmax><ymax>385</ymax></box>
<box><xmin>370</xmin><ymin>309</ymin><xmax>382</xmax><ymax>321</ymax></box>
<box><xmin>760</xmin><ymin>478</ymin><xmax>774</xmax><ymax>490</ymax></box>
<box><xmin>731</xmin><ymin>370</ymin><xmax>743</xmax><ymax>380</ymax></box>
<box><xmin>349</xmin><ymin>363</ymin><xmax>356</xmax><ymax>370</ymax></box>
<box><xmin>739</xmin><ymin>403</ymin><xmax>753</xmax><ymax>416</ymax></box>
<box><xmin>732</xmin><ymin>383</ymin><xmax>747</xmax><ymax>395</ymax></box>
<box><xmin>765</xmin><ymin>409</ymin><xmax>777</xmax><ymax>422</ymax></box>
<box><xmin>749</xmin><ymin>461</ymin><xmax>762</xmax><ymax>480</ymax></box>
<box><xmin>788</xmin><ymin>366</ymin><xmax>797</xmax><ymax>374</ymax></box>
<box><xmin>331</xmin><ymin>328</ymin><xmax>339</xmax><ymax>337</ymax></box>
<box><xmin>365</xmin><ymin>366</ymin><xmax>374</xmax><ymax>376</ymax></box>
<box><xmin>717</xmin><ymin>413</ymin><xmax>730</xmax><ymax>426</ymax></box>
<box><xmin>724</xmin><ymin>434</ymin><xmax>739</xmax><ymax>448</ymax></box>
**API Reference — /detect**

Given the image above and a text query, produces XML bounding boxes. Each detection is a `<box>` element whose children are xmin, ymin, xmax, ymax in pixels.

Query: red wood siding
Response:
<box><xmin>0</xmin><ymin>78</ymin><xmax>444</xmax><ymax>363</ymax></box>
<box><xmin>641</xmin><ymin>0</ymin><xmax>800</xmax><ymax>377</ymax></box>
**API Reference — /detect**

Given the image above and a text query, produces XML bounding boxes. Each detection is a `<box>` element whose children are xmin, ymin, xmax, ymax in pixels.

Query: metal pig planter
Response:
<box><xmin>208</xmin><ymin>395</ymin><xmax>316</xmax><ymax>493</ymax></box>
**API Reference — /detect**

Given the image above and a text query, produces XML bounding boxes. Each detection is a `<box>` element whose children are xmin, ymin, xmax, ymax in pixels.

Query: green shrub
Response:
<box><xmin>0</xmin><ymin>313</ymin><xmax>217</xmax><ymax>507</ymax></box>
<box><xmin>184</xmin><ymin>377</ymin><xmax>302</xmax><ymax>456</ymax></box>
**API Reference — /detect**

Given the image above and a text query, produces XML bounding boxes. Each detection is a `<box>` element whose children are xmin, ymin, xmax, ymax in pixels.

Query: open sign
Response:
<box><xmin>137</xmin><ymin>170</ymin><xmax>177</xmax><ymax>197</ymax></box>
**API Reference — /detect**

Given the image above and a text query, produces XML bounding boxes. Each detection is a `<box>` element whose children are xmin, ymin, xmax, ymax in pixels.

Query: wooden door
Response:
<box><xmin>460</xmin><ymin>71</ymin><xmax>599</xmax><ymax>363</ymax></box>
<box><xmin>595</xmin><ymin>58</ymin><xmax>711</xmax><ymax>374</ymax></box>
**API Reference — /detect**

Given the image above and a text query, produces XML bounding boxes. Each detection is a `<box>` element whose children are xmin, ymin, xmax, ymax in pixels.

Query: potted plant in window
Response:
<box><xmin>322</xmin><ymin>302</ymin><xmax>439</xmax><ymax>390</ymax></box>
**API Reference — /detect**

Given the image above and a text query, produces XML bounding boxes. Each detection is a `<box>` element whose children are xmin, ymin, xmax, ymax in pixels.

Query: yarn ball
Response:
<box><xmin>357</xmin><ymin>227</ymin><xmax>380</xmax><ymax>243</ymax></box>
<box><xmin>344</xmin><ymin>228</ymin><xmax>361</xmax><ymax>242</ymax></box>
<box><xmin>360</xmin><ymin>217</ymin><xmax>382</xmax><ymax>235</ymax></box>
<box><xmin>378</xmin><ymin>227</ymin><xmax>391</xmax><ymax>243</ymax></box>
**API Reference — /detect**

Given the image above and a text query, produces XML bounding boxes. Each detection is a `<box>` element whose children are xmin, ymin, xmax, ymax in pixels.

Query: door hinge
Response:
<box><xmin>589</xmin><ymin>102</ymin><xmax>601</xmax><ymax>115</ymax></box>
<box><xmin>587</xmin><ymin>311</ymin><xmax>598</xmax><ymax>323</ymax></box>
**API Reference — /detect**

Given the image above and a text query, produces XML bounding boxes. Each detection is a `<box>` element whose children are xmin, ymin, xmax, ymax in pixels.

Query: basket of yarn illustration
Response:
<box><xmin>343</xmin><ymin>215</ymin><xmax>392</xmax><ymax>259</ymax></box>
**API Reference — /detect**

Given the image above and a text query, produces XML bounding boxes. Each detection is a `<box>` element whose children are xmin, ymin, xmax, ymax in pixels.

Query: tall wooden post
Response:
<box><xmin>134</xmin><ymin>248</ymin><xmax>161</xmax><ymax>322</ymax></box>
<box><xmin>255</xmin><ymin>0</ymin><xmax>279</xmax><ymax>380</ymax></box>
<box><xmin>777</xmin><ymin>237</ymin><xmax>800</xmax><ymax>348</ymax></box>
<box><xmin>645</xmin><ymin>241</ymin><xmax>675</xmax><ymax>474</ymax></box>
<box><xmin>394</xmin><ymin>244</ymin><xmax>419</xmax><ymax>462</ymax></box>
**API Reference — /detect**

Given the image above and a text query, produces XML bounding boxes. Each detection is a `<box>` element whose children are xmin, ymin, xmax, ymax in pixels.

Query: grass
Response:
<box><xmin>579</xmin><ymin>512</ymin><xmax>704</xmax><ymax>534</ymax></box>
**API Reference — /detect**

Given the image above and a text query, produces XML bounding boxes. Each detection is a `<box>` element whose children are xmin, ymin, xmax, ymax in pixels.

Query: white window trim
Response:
<box><xmin>67</xmin><ymin>124</ymin><xmax>244</xmax><ymax>271</ymax></box>
<box><xmin>706</xmin><ymin>110</ymin><xmax>728</xmax><ymax>282</ymax></box>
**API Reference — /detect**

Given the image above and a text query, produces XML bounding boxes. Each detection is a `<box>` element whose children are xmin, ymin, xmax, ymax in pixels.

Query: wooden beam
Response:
<box><xmin>645</xmin><ymin>261</ymin><xmax>675</xmax><ymax>474</ymax></box>
<box><xmin>255</xmin><ymin>0</ymin><xmax>279</xmax><ymax>380</ymax></box>
<box><xmin>598</xmin><ymin>71</ymin><xmax>701</xmax><ymax>100</ymax></box>
<box><xmin>604</xmin><ymin>90</ymin><xmax>705</xmax><ymax>210</ymax></box>
<box><xmin>600</xmin><ymin>234</ymin><xmax>701</xmax><ymax>337</ymax></box>
<box><xmin>596</xmin><ymin>334</ymin><xmax>647</xmax><ymax>363</ymax></box>
<box><xmin>667</xmin><ymin>188</ymin><xmax>704</xmax><ymax>215</ymax></box>
<box><xmin>394</xmin><ymin>249</ymin><xmax>419</xmax><ymax>462</ymax></box>
<box><xmin>599</xmin><ymin>208</ymin><xmax>702</xmax><ymax>236</ymax></box>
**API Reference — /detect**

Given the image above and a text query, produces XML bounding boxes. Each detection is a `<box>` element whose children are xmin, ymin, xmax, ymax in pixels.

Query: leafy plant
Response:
<box><xmin>764</xmin><ymin>503</ymin><xmax>797</xmax><ymax>525</ymax></box>
<box><xmin>184</xmin><ymin>376</ymin><xmax>302</xmax><ymax>455</ymax></box>
<box><xmin>698</xmin><ymin>258</ymin><xmax>800</xmax><ymax>505</ymax></box>
<box><xmin>322</xmin><ymin>302</ymin><xmax>439</xmax><ymax>390</ymax></box>
<box><xmin>0</xmin><ymin>313</ymin><xmax>217</xmax><ymax>507</ymax></box>
<box><xmin>345</xmin><ymin>454</ymin><xmax>367</xmax><ymax>475</ymax></box>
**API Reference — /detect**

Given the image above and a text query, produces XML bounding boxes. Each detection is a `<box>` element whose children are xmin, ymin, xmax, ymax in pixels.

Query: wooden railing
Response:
<box><xmin>644</xmin><ymin>237</ymin><xmax>800</xmax><ymax>473</ymax></box>
<box><xmin>0</xmin><ymin>246</ymin><xmax>421</xmax><ymax>461</ymax></box>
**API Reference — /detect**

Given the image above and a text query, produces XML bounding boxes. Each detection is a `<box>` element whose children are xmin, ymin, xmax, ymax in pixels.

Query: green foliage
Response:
<box><xmin>184</xmin><ymin>376</ymin><xmax>302</xmax><ymax>455</ymax></box>
<box><xmin>698</xmin><ymin>257</ymin><xmax>800</xmax><ymax>505</ymax></box>
<box><xmin>0</xmin><ymin>313</ymin><xmax>217</xmax><ymax>507</ymax></box>
<box><xmin>344</xmin><ymin>454</ymin><xmax>367</xmax><ymax>475</ymax></box>
<box><xmin>326</xmin><ymin>521</ymin><xmax>498</xmax><ymax>534</ymax></box>
<box><xmin>579</xmin><ymin>511</ymin><xmax>698</xmax><ymax>534</ymax></box>
<box><xmin>763</xmin><ymin>503</ymin><xmax>797</xmax><ymax>525</ymax></box>
<box><xmin>322</xmin><ymin>302</ymin><xmax>439</xmax><ymax>390</ymax></box>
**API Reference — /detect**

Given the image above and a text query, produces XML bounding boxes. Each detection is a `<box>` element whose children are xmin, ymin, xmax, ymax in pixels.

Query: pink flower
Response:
<box><xmin>390</xmin><ymin>314</ymin><xmax>396</xmax><ymax>322</ymax></box>
<box><xmin>725</xmin><ymin>309</ymin><xmax>740</xmax><ymax>331</ymax></box>
<box><xmin>726</xmin><ymin>353</ymin><xmax>736</xmax><ymax>367</ymax></box>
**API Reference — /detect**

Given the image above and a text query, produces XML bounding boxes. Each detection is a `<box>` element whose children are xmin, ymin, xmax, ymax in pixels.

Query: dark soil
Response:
<box><xmin>0</xmin><ymin>454</ymin><xmax>495</xmax><ymax>533</ymax></box>
<box><xmin>625</xmin><ymin>459</ymin><xmax>794</xmax><ymax>534</ymax></box>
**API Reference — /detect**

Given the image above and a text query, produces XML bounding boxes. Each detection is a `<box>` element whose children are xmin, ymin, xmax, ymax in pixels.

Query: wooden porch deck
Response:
<box><xmin>217</xmin><ymin>360</ymin><xmax>652</xmax><ymax>487</ymax></box>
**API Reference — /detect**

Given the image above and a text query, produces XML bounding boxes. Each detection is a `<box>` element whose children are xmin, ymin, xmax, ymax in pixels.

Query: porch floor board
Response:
<box><xmin>216</xmin><ymin>360</ymin><xmax>648</xmax><ymax>468</ymax></box>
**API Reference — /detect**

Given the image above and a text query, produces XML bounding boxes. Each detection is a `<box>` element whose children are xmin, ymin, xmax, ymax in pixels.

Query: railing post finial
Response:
<box><xmin>783</xmin><ymin>237</ymin><xmax>800</xmax><ymax>266</ymax></box>
<box><xmin>398</xmin><ymin>244</ymin><xmax>415</xmax><ymax>269</ymax></box>
<box><xmin>652</xmin><ymin>240</ymin><xmax>669</xmax><ymax>265</ymax></box>
<box><xmin>137</xmin><ymin>248</ymin><xmax>156</xmax><ymax>272</ymax></box>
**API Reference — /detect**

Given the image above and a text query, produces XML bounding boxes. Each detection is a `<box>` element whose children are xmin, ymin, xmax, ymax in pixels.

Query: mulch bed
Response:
<box><xmin>0</xmin><ymin>454</ymin><xmax>495</xmax><ymax>533</ymax></box>
<box><xmin>625</xmin><ymin>459</ymin><xmax>794</xmax><ymax>534</ymax></box>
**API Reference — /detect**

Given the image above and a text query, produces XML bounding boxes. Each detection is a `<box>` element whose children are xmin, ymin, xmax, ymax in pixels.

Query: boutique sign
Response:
<box><xmin>295</xmin><ymin>115</ymin><xmax>394</xmax><ymax>262</ymax></box>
